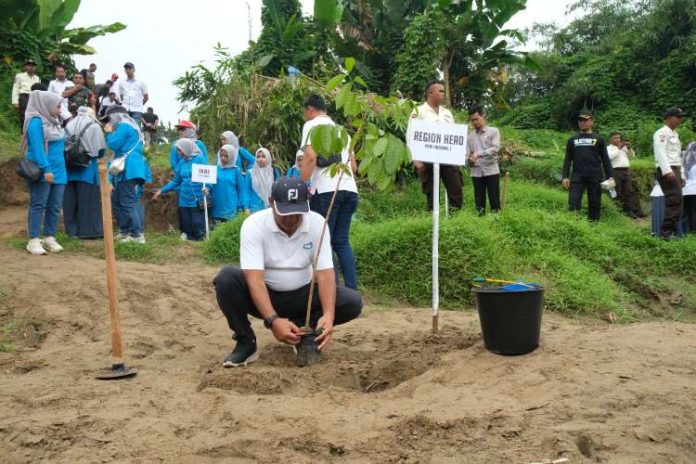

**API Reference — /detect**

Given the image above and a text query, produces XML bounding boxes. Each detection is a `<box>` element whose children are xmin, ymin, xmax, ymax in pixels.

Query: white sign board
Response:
<box><xmin>191</xmin><ymin>164</ymin><xmax>217</xmax><ymax>184</ymax></box>
<box><xmin>407</xmin><ymin>120</ymin><xmax>468</xmax><ymax>166</ymax></box>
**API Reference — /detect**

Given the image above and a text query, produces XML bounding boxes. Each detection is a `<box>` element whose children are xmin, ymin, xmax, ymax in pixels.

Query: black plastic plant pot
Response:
<box><xmin>297</xmin><ymin>331</ymin><xmax>321</xmax><ymax>367</ymax></box>
<box><xmin>472</xmin><ymin>286</ymin><xmax>544</xmax><ymax>355</ymax></box>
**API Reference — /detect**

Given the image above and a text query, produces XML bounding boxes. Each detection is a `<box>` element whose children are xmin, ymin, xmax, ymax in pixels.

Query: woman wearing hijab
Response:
<box><xmin>220</xmin><ymin>130</ymin><xmax>255</xmax><ymax>171</ymax></box>
<box><xmin>63</xmin><ymin>107</ymin><xmax>106</xmax><ymax>238</ymax></box>
<box><xmin>171</xmin><ymin>120</ymin><xmax>207</xmax><ymax>172</ymax></box>
<box><xmin>105</xmin><ymin>105</ymin><xmax>150</xmax><ymax>244</ymax></box>
<box><xmin>153</xmin><ymin>138</ymin><xmax>209</xmax><ymax>241</ymax></box>
<box><xmin>683</xmin><ymin>142</ymin><xmax>696</xmax><ymax>233</ymax></box>
<box><xmin>210</xmin><ymin>142</ymin><xmax>247</xmax><ymax>223</ymax></box>
<box><xmin>23</xmin><ymin>90</ymin><xmax>66</xmax><ymax>255</ymax></box>
<box><xmin>286</xmin><ymin>149</ymin><xmax>304</xmax><ymax>178</ymax></box>
<box><xmin>247</xmin><ymin>147</ymin><xmax>281</xmax><ymax>212</ymax></box>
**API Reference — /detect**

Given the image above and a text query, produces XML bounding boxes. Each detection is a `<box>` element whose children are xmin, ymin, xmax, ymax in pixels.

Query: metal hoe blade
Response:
<box><xmin>96</xmin><ymin>363</ymin><xmax>138</xmax><ymax>380</ymax></box>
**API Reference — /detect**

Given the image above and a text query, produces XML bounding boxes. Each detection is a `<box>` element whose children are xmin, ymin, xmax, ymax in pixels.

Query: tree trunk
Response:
<box><xmin>442</xmin><ymin>50</ymin><xmax>453</xmax><ymax>108</ymax></box>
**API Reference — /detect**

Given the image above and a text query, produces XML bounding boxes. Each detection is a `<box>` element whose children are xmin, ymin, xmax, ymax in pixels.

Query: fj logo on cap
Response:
<box><xmin>287</xmin><ymin>189</ymin><xmax>298</xmax><ymax>201</ymax></box>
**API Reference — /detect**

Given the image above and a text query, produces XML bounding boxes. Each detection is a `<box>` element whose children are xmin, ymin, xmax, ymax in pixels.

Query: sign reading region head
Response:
<box><xmin>407</xmin><ymin>119</ymin><xmax>468</xmax><ymax>166</ymax></box>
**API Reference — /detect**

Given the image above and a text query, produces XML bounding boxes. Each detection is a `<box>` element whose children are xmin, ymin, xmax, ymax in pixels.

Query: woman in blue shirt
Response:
<box><xmin>153</xmin><ymin>138</ymin><xmax>209</xmax><ymax>241</ymax></box>
<box><xmin>63</xmin><ymin>107</ymin><xmax>106</xmax><ymax>239</ymax></box>
<box><xmin>286</xmin><ymin>149</ymin><xmax>304</xmax><ymax>178</ymax></box>
<box><xmin>210</xmin><ymin>143</ymin><xmax>246</xmax><ymax>223</ymax></box>
<box><xmin>23</xmin><ymin>91</ymin><xmax>66</xmax><ymax>255</ymax></box>
<box><xmin>105</xmin><ymin>105</ymin><xmax>149</xmax><ymax>244</ymax></box>
<box><xmin>247</xmin><ymin>147</ymin><xmax>281</xmax><ymax>212</ymax></box>
<box><xmin>220</xmin><ymin>130</ymin><xmax>255</xmax><ymax>171</ymax></box>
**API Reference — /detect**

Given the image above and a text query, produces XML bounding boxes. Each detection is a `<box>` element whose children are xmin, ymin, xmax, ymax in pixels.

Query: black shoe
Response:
<box><xmin>223</xmin><ymin>338</ymin><xmax>258</xmax><ymax>367</ymax></box>
<box><xmin>660</xmin><ymin>232</ymin><xmax>679</xmax><ymax>241</ymax></box>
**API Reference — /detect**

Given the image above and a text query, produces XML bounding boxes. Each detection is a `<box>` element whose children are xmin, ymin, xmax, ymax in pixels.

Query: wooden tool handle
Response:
<box><xmin>98</xmin><ymin>165</ymin><xmax>123</xmax><ymax>361</ymax></box>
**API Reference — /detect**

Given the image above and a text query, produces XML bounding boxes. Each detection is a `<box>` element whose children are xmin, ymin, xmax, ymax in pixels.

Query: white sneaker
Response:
<box><xmin>26</xmin><ymin>238</ymin><xmax>47</xmax><ymax>255</ymax></box>
<box><xmin>121</xmin><ymin>234</ymin><xmax>146</xmax><ymax>244</ymax></box>
<box><xmin>42</xmin><ymin>236</ymin><xmax>64</xmax><ymax>253</ymax></box>
<box><xmin>180</xmin><ymin>232</ymin><xmax>188</xmax><ymax>241</ymax></box>
<box><xmin>115</xmin><ymin>233</ymin><xmax>127</xmax><ymax>241</ymax></box>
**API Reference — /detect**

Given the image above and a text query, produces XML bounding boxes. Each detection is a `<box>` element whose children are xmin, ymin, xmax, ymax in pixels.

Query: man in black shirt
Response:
<box><xmin>562</xmin><ymin>110</ymin><xmax>614</xmax><ymax>221</ymax></box>
<box><xmin>141</xmin><ymin>107</ymin><xmax>159</xmax><ymax>147</ymax></box>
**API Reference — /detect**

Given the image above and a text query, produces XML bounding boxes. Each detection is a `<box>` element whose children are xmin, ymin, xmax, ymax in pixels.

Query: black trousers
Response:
<box><xmin>656</xmin><ymin>167</ymin><xmax>683</xmax><ymax>236</ymax></box>
<box><xmin>684</xmin><ymin>195</ymin><xmax>696</xmax><ymax>233</ymax></box>
<box><xmin>472</xmin><ymin>174</ymin><xmax>500</xmax><ymax>213</ymax></box>
<box><xmin>213</xmin><ymin>266</ymin><xmax>363</xmax><ymax>342</ymax></box>
<box><xmin>613</xmin><ymin>168</ymin><xmax>642</xmax><ymax>215</ymax></box>
<box><xmin>569</xmin><ymin>176</ymin><xmax>603</xmax><ymax>221</ymax></box>
<box><xmin>420</xmin><ymin>164</ymin><xmax>463</xmax><ymax>211</ymax></box>
<box><xmin>63</xmin><ymin>181</ymin><xmax>103</xmax><ymax>238</ymax></box>
<box><xmin>18</xmin><ymin>93</ymin><xmax>30</xmax><ymax>133</ymax></box>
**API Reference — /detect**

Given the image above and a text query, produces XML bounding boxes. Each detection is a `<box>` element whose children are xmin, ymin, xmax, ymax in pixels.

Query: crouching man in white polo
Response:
<box><xmin>213</xmin><ymin>176</ymin><xmax>362</xmax><ymax>367</ymax></box>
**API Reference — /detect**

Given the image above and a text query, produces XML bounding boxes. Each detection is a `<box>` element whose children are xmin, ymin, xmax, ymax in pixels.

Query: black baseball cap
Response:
<box><xmin>664</xmin><ymin>107</ymin><xmax>686</xmax><ymax>118</ymax></box>
<box><xmin>271</xmin><ymin>176</ymin><xmax>310</xmax><ymax>216</ymax></box>
<box><xmin>123</xmin><ymin>62</ymin><xmax>134</xmax><ymax>69</ymax></box>
<box><xmin>578</xmin><ymin>109</ymin><xmax>594</xmax><ymax>120</ymax></box>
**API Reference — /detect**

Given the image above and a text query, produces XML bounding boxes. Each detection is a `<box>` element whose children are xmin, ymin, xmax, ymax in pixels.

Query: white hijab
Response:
<box><xmin>109</xmin><ymin>111</ymin><xmax>142</xmax><ymax>138</ymax></box>
<box><xmin>251</xmin><ymin>147</ymin><xmax>274</xmax><ymax>207</ymax></box>
<box><xmin>23</xmin><ymin>90</ymin><xmax>63</xmax><ymax>141</ymax></box>
<box><xmin>66</xmin><ymin>107</ymin><xmax>106</xmax><ymax>157</ymax></box>
<box><xmin>175</xmin><ymin>138</ymin><xmax>201</xmax><ymax>160</ymax></box>
<box><xmin>218</xmin><ymin>144</ymin><xmax>239</xmax><ymax>168</ymax></box>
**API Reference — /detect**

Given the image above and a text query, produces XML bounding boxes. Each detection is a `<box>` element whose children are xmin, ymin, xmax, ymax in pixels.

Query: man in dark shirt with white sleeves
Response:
<box><xmin>562</xmin><ymin>110</ymin><xmax>614</xmax><ymax>222</ymax></box>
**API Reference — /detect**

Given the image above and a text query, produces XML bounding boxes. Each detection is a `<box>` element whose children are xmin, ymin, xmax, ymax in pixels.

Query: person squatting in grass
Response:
<box><xmin>653</xmin><ymin>107</ymin><xmax>686</xmax><ymax>240</ymax></box>
<box><xmin>247</xmin><ymin>147</ymin><xmax>281</xmax><ymax>213</ymax></box>
<box><xmin>153</xmin><ymin>138</ymin><xmax>210</xmax><ymax>241</ymax></box>
<box><xmin>467</xmin><ymin>105</ymin><xmax>501</xmax><ymax>215</ymax></box>
<box><xmin>561</xmin><ymin>109</ymin><xmax>614</xmax><ymax>222</ymax></box>
<box><xmin>213</xmin><ymin>176</ymin><xmax>362</xmax><ymax>367</ymax></box>
<box><xmin>23</xmin><ymin>90</ymin><xmax>66</xmax><ymax>255</ymax></box>
<box><xmin>63</xmin><ymin>107</ymin><xmax>107</xmax><ymax>239</ymax></box>
<box><xmin>105</xmin><ymin>105</ymin><xmax>151</xmax><ymax>244</ymax></box>
<box><xmin>209</xmin><ymin>143</ymin><xmax>248</xmax><ymax>224</ymax></box>
<box><xmin>409</xmin><ymin>80</ymin><xmax>463</xmax><ymax>212</ymax></box>
<box><xmin>606</xmin><ymin>132</ymin><xmax>644</xmax><ymax>219</ymax></box>
<box><xmin>300</xmin><ymin>94</ymin><xmax>360</xmax><ymax>290</ymax></box>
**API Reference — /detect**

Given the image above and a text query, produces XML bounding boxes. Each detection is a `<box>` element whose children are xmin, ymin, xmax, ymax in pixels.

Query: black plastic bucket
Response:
<box><xmin>472</xmin><ymin>286</ymin><xmax>544</xmax><ymax>355</ymax></box>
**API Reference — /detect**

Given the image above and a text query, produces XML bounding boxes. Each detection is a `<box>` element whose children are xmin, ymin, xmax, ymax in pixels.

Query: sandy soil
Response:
<box><xmin>1</xmin><ymin>240</ymin><xmax>695</xmax><ymax>464</ymax></box>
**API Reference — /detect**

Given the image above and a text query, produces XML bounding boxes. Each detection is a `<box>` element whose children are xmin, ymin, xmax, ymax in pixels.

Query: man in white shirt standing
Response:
<box><xmin>299</xmin><ymin>94</ymin><xmax>360</xmax><ymax>291</ymax></box>
<box><xmin>213</xmin><ymin>177</ymin><xmax>362</xmax><ymax>367</ymax></box>
<box><xmin>607</xmin><ymin>132</ymin><xmax>644</xmax><ymax>218</ymax></box>
<box><xmin>653</xmin><ymin>107</ymin><xmax>686</xmax><ymax>240</ymax></box>
<box><xmin>119</xmin><ymin>62</ymin><xmax>148</xmax><ymax>127</ymax></box>
<box><xmin>11</xmin><ymin>59</ymin><xmax>41</xmax><ymax>132</ymax></box>
<box><xmin>467</xmin><ymin>105</ymin><xmax>501</xmax><ymax>215</ymax></box>
<box><xmin>409</xmin><ymin>80</ymin><xmax>463</xmax><ymax>211</ymax></box>
<box><xmin>47</xmin><ymin>64</ymin><xmax>73</xmax><ymax>123</ymax></box>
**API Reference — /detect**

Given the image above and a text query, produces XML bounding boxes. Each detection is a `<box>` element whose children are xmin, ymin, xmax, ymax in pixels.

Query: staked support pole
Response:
<box><xmin>432</xmin><ymin>163</ymin><xmax>440</xmax><ymax>334</ymax></box>
<box><xmin>96</xmin><ymin>165</ymin><xmax>137</xmax><ymax>380</ymax></box>
<box><xmin>203</xmin><ymin>182</ymin><xmax>210</xmax><ymax>240</ymax></box>
<box><xmin>502</xmin><ymin>171</ymin><xmax>510</xmax><ymax>211</ymax></box>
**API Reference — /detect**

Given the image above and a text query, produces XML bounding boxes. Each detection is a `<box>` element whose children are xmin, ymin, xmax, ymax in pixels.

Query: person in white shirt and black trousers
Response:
<box><xmin>607</xmin><ymin>132</ymin><xmax>644</xmax><ymax>218</ymax></box>
<box><xmin>213</xmin><ymin>177</ymin><xmax>362</xmax><ymax>367</ymax></box>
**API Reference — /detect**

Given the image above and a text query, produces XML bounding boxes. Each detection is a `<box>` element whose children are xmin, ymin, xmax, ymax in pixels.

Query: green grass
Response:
<box><xmin>7</xmin><ymin>231</ymin><xmax>203</xmax><ymax>265</ymax></box>
<box><xmin>0</xmin><ymin>129</ymin><xmax>20</xmax><ymax>164</ymax></box>
<box><xmin>202</xmin><ymin>177</ymin><xmax>695</xmax><ymax>321</ymax></box>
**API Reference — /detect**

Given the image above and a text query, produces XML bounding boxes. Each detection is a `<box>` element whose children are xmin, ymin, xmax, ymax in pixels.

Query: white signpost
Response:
<box><xmin>191</xmin><ymin>164</ymin><xmax>218</xmax><ymax>240</ymax></box>
<box><xmin>407</xmin><ymin>119</ymin><xmax>468</xmax><ymax>333</ymax></box>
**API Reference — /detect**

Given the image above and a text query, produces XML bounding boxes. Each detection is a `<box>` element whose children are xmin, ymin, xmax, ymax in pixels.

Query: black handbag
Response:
<box><xmin>15</xmin><ymin>135</ymin><xmax>41</xmax><ymax>182</ymax></box>
<box><xmin>197</xmin><ymin>196</ymin><xmax>214</xmax><ymax>211</ymax></box>
<box><xmin>16</xmin><ymin>157</ymin><xmax>41</xmax><ymax>182</ymax></box>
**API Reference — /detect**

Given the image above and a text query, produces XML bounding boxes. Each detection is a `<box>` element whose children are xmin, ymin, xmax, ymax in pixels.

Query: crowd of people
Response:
<box><xmin>12</xmin><ymin>64</ymin><xmax>696</xmax><ymax>363</ymax></box>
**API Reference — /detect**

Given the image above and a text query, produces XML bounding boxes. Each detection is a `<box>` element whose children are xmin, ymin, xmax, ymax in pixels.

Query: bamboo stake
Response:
<box><xmin>501</xmin><ymin>171</ymin><xmax>510</xmax><ymax>211</ymax></box>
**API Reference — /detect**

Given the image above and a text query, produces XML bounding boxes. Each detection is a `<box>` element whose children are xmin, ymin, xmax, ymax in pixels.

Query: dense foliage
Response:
<box><xmin>0</xmin><ymin>0</ymin><xmax>125</xmax><ymax>131</ymax></box>
<box><xmin>497</xmin><ymin>0</ymin><xmax>696</xmax><ymax>147</ymax></box>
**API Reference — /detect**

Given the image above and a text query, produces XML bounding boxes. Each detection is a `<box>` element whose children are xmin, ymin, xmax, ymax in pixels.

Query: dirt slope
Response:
<box><xmin>0</xmin><ymin>247</ymin><xmax>695</xmax><ymax>464</ymax></box>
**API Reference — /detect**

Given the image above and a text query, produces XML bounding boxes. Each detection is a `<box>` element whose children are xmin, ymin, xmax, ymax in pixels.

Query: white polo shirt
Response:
<box><xmin>47</xmin><ymin>78</ymin><xmax>73</xmax><ymax>121</ymax></box>
<box><xmin>240</xmin><ymin>209</ymin><xmax>333</xmax><ymax>291</ymax></box>
<box><xmin>300</xmin><ymin>114</ymin><xmax>358</xmax><ymax>195</ymax></box>
<box><xmin>119</xmin><ymin>77</ymin><xmax>148</xmax><ymax>113</ymax></box>
<box><xmin>607</xmin><ymin>144</ymin><xmax>634</xmax><ymax>169</ymax></box>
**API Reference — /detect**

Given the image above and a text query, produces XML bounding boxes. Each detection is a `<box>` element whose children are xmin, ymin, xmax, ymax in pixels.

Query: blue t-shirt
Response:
<box><xmin>26</xmin><ymin>117</ymin><xmax>66</xmax><ymax>184</ymax></box>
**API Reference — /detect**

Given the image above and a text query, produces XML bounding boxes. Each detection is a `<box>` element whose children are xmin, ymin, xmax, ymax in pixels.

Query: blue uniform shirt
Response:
<box><xmin>161</xmin><ymin>154</ymin><xmax>208</xmax><ymax>207</ymax></box>
<box><xmin>210</xmin><ymin>166</ymin><xmax>246</xmax><ymax>220</ymax></box>
<box><xmin>26</xmin><ymin>117</ymin><xmax>67</xmax><ymax>184</ymax></box>
<box><xmin>106</xmin><ymin>122</ymin><xmax>148</xmax><ymax>183</ymax></box>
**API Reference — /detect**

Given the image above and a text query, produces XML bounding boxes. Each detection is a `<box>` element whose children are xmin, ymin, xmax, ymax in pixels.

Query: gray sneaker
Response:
<box><xmin>223</xmin><ymin>339</ymin><xmax>258</xmax><ymax>367</ymax></box>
